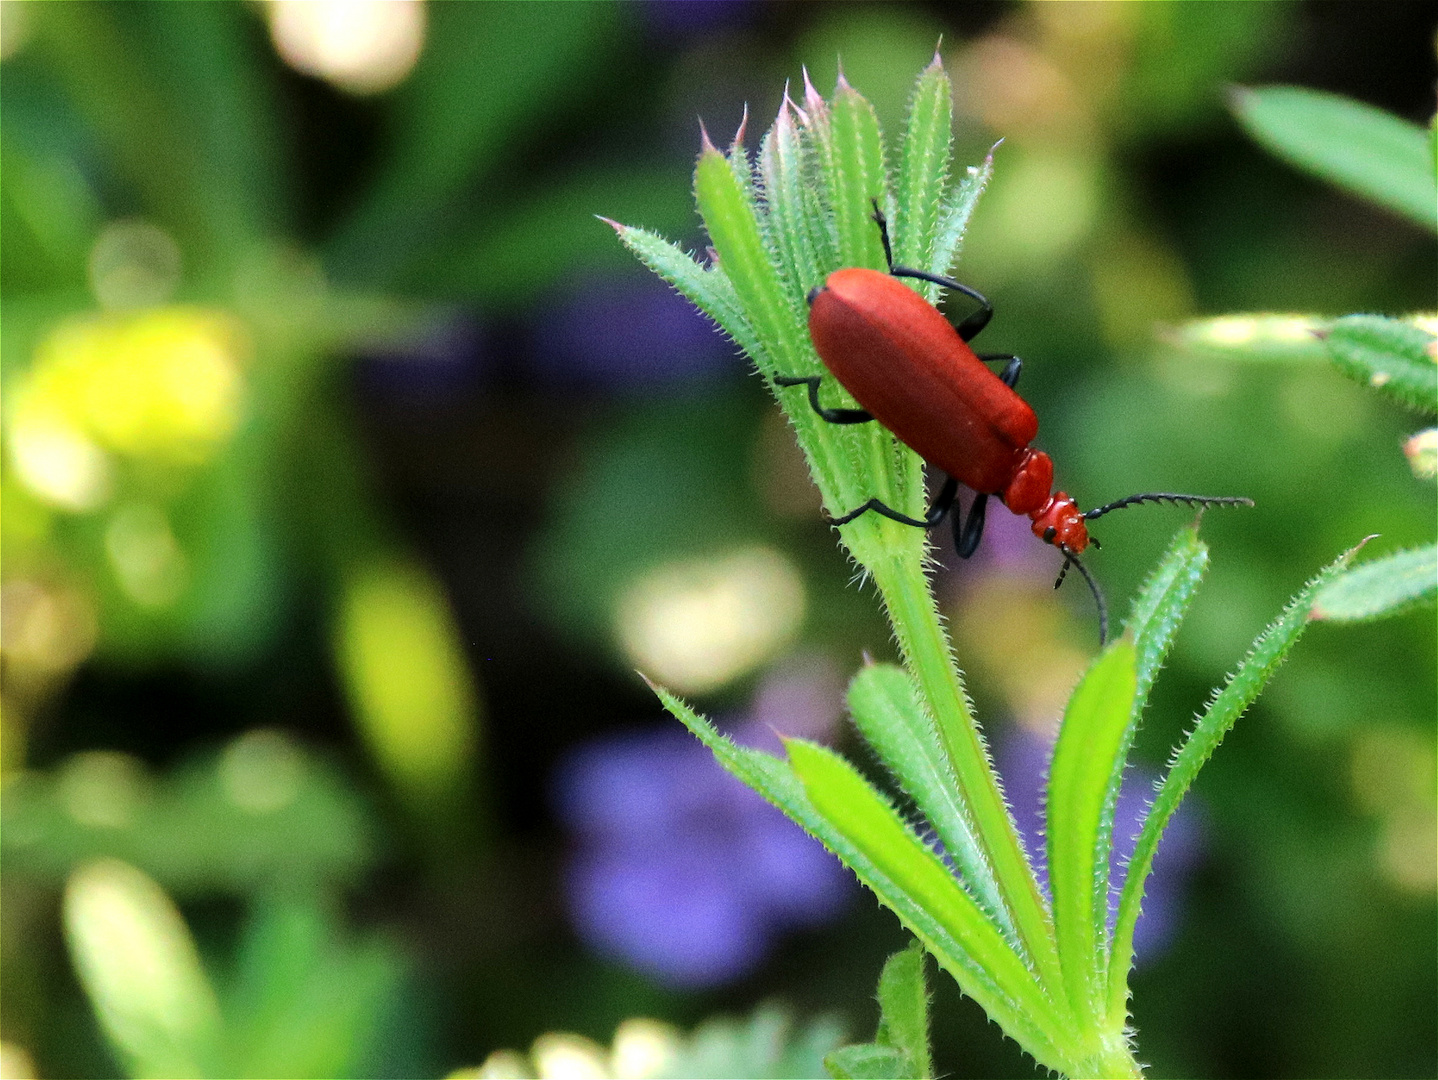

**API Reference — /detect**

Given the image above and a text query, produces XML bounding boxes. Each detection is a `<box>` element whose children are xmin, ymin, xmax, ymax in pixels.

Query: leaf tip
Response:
<box><xmin>781</xmin><ymin>82</ymin><xmax>808</xmax><ymax>127</ymax></box>
<box><xmin>698</xmin><ymin>118</ymin><xmax>718</xmax><ymax>155</ymax></box>
<box><xmin>595</xmin><ymin>215</ymin><xmax>626</xmax><ymax>235</ymax></box>
<box><xmin>1342</xmin><ymin>533</ymin><xmax>1381</xmax><ymax>565</ymax></box>
<box><xmin>803</xmin><ymin>65</ymin><xmax>824</xmax><ymax>113</ymax></box>
<box><xmin>731</xmin><ymin>103</ymin><xmax>750</xmax><ymax>150</ymax></box>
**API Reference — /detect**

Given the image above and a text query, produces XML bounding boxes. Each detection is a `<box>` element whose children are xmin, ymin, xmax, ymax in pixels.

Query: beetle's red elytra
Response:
<box><xmin>808</xmin><ymin>268</ymin><xmax>1086</xmax><ymax>551</ymax></box>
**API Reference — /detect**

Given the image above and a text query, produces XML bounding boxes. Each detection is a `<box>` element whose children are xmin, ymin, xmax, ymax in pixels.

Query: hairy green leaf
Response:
<box><xmin>784</xmin><ymin>738</ymin><xmax>1068</xmax><ymax>1067</ymax></box>
<box><xmin>824</xmin><ymin>76</ymin><xmax>890</xmax><ymax>272</ymax></box>
<box><xmin>847</xmin><ymin>663</ymin><xmax>1012</xmax><ymax>944</ymax></box>
<box><xmin>824</xmin><ymin>1044</ymin><xmax>909</xmax><ymax>1080</ymax></box>
<box><xmin>1230</xmin><ymin>85</ymin><xmax>1437</xmax><ymax>231</ymax></box>
<box><xmin>894</xmin><ymin>55</ymin><xmax>953</xmax><ymax>277</ymax></box>
<box><xmin>609</xmin><ymin>224</ymin><xmax>762</xmax><ymax>365</ymax></box>
<box><xmin>1106</xmin><ymin>546</ymin><xmax>1358</xmax><ymax>1025</ymax></box>
<box><xmin>760</xmin><ymin>98</ymin><xmax>825</xmax><ymax>311</ymax></box>
<box><xmin>1047</xmin><ymin>642</ymin><xmax>1138</xmax><ymax>1026</ymax></box>
<box><xmin>1075</xmin><ymin>526</ymin><xmax>1212</xmax><ymax>1003</ymax></box>
<box><xmin>1125</xmin><ymin>527</ymin><xmax>1211</xmax><ymax>709</ymax></box>
<box><xmin>649</xmin><ymin>685</ymin><xmax>1070</xmax><ymax>1071</ymax></box>
<box><xmin>1322</xmin><ymin>315</ymin><xmax>1438</xmax><ymax>414</ymax></box>
<box><xmin>930</xmin><ymin>147</ymin><xmax>995</xmax><ymax>285</ymax></box>
<box><xmin>1310</xmin><ymin>543</ymin><xmax>1437</xmax><ymax>622</ymax></box>
<box><xmin>874</xmin><ymin>941</ymin><xmax>933</xmax><ymax>1079</ymax></box>
<box><xmin>692</xmin><ymin>143</ymin><xmax>800</xmax><ymax>377</ymax></box>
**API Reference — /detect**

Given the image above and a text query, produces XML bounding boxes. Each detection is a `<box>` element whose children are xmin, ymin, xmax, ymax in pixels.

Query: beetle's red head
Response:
<box><xmin>1031</xmin><ymin>492</ymin><xmax>1090</xmax><ymax>553</ymax></box>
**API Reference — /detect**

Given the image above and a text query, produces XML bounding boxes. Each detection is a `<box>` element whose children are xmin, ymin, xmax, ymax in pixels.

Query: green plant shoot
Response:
<box><xmin>611</xmin><ymin>58</ymin><xmax>1360</xmax><ymax>1078</ymax></box>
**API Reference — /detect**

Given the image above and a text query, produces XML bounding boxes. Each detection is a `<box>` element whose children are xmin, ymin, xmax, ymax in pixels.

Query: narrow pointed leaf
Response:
<box><xmin>784</xmin><ymin>739</ymin><xmax>1069</xmax><ymax>1067</ymax></box>
<box><xmin>847</xmin><ymin>663</ymin><xmax>1013</xmax><ymax>945</ymax></box>
<box><xmin>728</xmin><ymin>112</ymin><xmax>757</xmax><ymax>202</ymax></box>
<box><xmin>1322</xmin><ymin>315</ymin><xmax>1438</xmax><ymax>413</ymax></box>
<box><xmin>894</xmin><ymin>56</ymin><xmax>953</xmax><ymax>277</ymax></box>
<box><xmin>875</xmin><ymin>941</ymin><xmax>933</xmax><ymax>1079</ymax></box>
<box><xmin>650</xmin><ymin>686</ymin><xmax>1069</xmax><ymax>1070</ymax></box>
<box><xmin>1107</xmin><ymin>546</ymin><xmax>1359</xmax><ymax>1024</ymax></box>
<box><xmin>1084</xmin><ymin>528</ymin><xmax>1212</xmax><ymax>988</ymax></box>
<box><xmin>1124</xmin><ymin>527</ymin><xmax>1211</xmax><ymax>714</ymax></box>
<box><xmin>1310</xmin><ymin>543</ymin><xmax>1437</xmax><ymax>622</ymax></box>
<box><xmin>1046</xmin><ymin>641</ymin><xmax>1138</xmax><ymax>1026</ymax></box>
<box><xmin>820</xmin><ymin>77</ymin><xmax>922</xmax><ymax>517</ymax></box>
<box><xmin>1230</xmin><ymin>85</ymin><xmax>1437</xmax><ymax>231</ymax></box>
<box><xmin>692</xmin><ymin>145</ymin><xmax>802</xmax><ymax>377</ymax></box>
<box><xmin>609</xmin><ymin>224</ymin><xmax>762</xmax><ymax>365</ymax></box>
<box><xmin>760</xmin><ymin>99</ymin><xmax>825</xmax><ymax>310</ymax></box>
<box><xmin>796</xmin><ymin>74</ymin><xmax>841</xmax><ymax>274</ymax></box>
<box><xmin>825</xmin><ymin>77</ymin><xmax>890</xmax><ymax>271</ymax></box>
<box><xmin>930</xmin><ymin>146</ymin><xmax>994</xmax><ymax>282</ymax></box>
<box><xmin>1164</xmin><ymin>314</ymin><xmax>1333</xmax><ymax>363</ymax></box>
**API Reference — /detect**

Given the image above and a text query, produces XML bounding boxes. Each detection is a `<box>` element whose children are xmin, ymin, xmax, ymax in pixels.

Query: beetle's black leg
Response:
<box><xmin>887</xmin><ymin>266</ymin><xmax>994</xmax><ymax>342</ymax></box>
<box><xmin>954</xmin><ymin>492</ymin><xmax>989</xmax><ymax>558</ymax></box>
<box><xmin>830</xmin><ymin>475</ymin><xmax>959</xmax><ymax>529</ymax></box>
<box><xmin>979</xmin><ymin>354</ymin><xmax>1022</xmax><ymax>389</ymax></box>
<box><xmin>773</xmin><ymin>374</ymin><xmax>874</xmax><ymax>424</ymax></box>
<box><xmin>870</xmin><ymin>199</ymin><xmax>895</xmax><ymax>271</ymax></box>
<box><xmin>866</xmin><ymin>198</ymin><xmax>996</xmax><ymax>342</ymax></box>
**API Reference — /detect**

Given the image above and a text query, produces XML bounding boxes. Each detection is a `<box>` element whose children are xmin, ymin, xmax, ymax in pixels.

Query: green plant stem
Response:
<box><xmin>1072</xmin><ymin>1035</ymin><xmax>1144</xmax><ymax>1080</ymax></box>
<box><xmin>865</xmin><ymin>549</ymin><xmax>1070</xmax><ymax>1022</ymax></box>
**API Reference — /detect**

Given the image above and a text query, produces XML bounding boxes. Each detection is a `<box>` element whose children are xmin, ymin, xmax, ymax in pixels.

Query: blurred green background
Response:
<box><xmin>1</xmin><ymin>2</ymin><xmax>1433</xmax><ymax>1078</ymax></box>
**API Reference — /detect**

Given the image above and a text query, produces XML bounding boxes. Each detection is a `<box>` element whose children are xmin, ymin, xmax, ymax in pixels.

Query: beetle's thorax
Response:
<box><xmin>1030</xmin><ymin>491</ymin><xmax>1089</xmax><ymax>552</ymax></box>
<box><xmin>999</xmin><ymin>447</ymin><xmax>1089</xmax><ymax>552</ymax></box>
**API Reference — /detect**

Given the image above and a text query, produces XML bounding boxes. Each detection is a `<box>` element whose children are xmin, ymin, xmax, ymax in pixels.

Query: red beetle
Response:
<box><xmin>776</xmin><ymin>204</ymin><xmax>1251</xmax><ymax>642</ymax></box>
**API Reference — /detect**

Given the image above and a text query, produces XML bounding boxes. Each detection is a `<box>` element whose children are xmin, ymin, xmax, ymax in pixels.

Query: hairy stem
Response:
<box><xmin>865</xmin><ymin>548</ymin><xmax>1071</xmax><ymax>1024</ymax></box>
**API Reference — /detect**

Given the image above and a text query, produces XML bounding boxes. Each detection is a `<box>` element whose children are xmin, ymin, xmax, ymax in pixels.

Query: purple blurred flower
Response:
<box><xmin>530</xmin><ymin>275</ymin><xmax>740</xmax><ymax>391</ymax></box>
<box><xmin>997</xmin><ymin>724</ymin><xmax>1203</xmax><ymax>964</ymax></box>
<box><xmin>639</xmin><ymin>0</ymin><xmax>756</xmax><ymax>42</ymax></box>
<box><xmin>552</xmin><ymin>665</ymin><xmax>850</xmax><ymax>988</ymax></box>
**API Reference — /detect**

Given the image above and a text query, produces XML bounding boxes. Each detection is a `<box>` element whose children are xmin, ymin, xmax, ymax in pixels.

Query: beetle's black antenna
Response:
<box><xmin>1057</xmin><ymin>546</ymin><xmax>1108</xmax><ymax>646</ymax></box>
<box><xmin>1084</xmin><ymin>493</ymin><xmax>1253</xmax><ymax>522</ymax></box>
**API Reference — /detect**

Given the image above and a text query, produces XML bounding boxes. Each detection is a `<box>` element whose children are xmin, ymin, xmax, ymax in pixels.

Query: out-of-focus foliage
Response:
<box><xmin>1171</xmin><ymin>87</ymin><xmax>1436</xmax><ymax>632</ymax></box>
<box><xmin>823</xmin><ymin>942</ymin><xmax>932</xmax><ymax>1080</ymax></box>
<box><xmin>62</xmin><ymin>858</ymin><xmax>404</xmax><ymax>1079</ymax></box>
<box><xmin>459</xmin><ymin>1004</ymin><xmax>845</xmax><ymax>1080</ymax></box>
<box><xmin>1230</xmin><ymin>85</ymin><xmax>1437</xmax><ymax>231</ymax></box>
<box><xmin>2</xmin><ymin>731</ymin><xmax>374</xmax><ymax>892</ymax></box>
<box><xmin>1</xmin><ymin>2</ymin><xmax>1433</xmax><ymax>1079</ymax></box>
